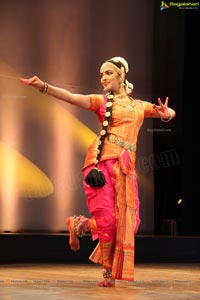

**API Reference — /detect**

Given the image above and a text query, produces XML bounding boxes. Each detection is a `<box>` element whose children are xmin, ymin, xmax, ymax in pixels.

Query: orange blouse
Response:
<box><xmin>83</xmin><ymin>94</ymin><xmax>155</xmax><ymax>169</ymax></box>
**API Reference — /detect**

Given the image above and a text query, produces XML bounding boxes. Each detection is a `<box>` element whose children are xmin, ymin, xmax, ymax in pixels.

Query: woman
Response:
<box><xmin>20</xmin><ymin>56</ymin><xmax>176</xmax><ymax>287</ymax></box>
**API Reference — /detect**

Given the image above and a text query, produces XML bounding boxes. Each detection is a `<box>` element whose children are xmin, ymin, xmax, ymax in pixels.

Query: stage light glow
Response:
<box><xmin>0</xmin><ymin>141</ymin><xmax>54</xmax><ymax>198</ymax></box>
<box><xmin>177</xmin><ymin>198</ymin><xmax>182</xmax><ymax>205</ymax></box>
<box><xmin>30</xmin><ymin>90</ymin><xmax>97</xmax><ymax>149</ymax></box>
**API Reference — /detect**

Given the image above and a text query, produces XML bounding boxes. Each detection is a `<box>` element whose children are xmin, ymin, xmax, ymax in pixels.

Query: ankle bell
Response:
<box><xmin>102</xmin><ymin>268</ymin><xmax>112</xmax><ymax>278</ymax></box>
<box><xmin>74</xmin><ymin>215</ymin><xmax>87</xmax><ymax>237</ymax></box>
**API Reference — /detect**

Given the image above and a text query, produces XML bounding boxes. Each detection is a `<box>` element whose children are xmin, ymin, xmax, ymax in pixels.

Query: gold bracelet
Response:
<box><xmin>40</xmin><ymin>82</ymin><xmax>49</xmax><ymax>94</ymax></box>
<box><xmin>161</xmin><ymin>114</ymin><xmax>172</xmax><ymax>122</ymax></box>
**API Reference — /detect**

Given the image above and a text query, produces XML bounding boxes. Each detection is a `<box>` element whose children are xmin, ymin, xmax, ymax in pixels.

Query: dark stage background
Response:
<box><xmin>0</xmin><ymin>0</ymin><xmax>199</xmax><ymax>254</ymax></box>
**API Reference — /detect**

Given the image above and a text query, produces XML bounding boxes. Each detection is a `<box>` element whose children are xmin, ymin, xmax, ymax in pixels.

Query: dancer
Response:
<box><xmin>20</xmin><ymin>56</ymin><xmax>176</xmax><ymax>287</ymax></box>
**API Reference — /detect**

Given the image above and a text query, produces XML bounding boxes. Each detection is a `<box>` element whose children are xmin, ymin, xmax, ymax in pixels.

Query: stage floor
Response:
<box><xmin>0</xmin><ymin>263</ymin><xmax>199</xmax><ymax>300</ymax></box>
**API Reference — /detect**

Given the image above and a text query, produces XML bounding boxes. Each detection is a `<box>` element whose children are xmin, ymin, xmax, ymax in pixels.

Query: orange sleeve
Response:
<box><xmin>88</xmin><ymin>94</ymin><xmax>104</xmax><ymax>111</ymax></box>
<box><xmin>140</xmin><ymin>100</ymin><xmax>155</xmax><ymax>117</ymax></box>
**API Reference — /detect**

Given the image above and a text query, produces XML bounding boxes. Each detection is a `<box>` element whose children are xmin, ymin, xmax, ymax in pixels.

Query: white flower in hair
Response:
<box><xmin>110</xmin><ymin>56</ymin><xmax>129</xmax><ymax>73</ymax></box>
<box><xmin>125</xmin><ymin>79</ymin><xmax>134</xmax><ymax>95</ymax></box>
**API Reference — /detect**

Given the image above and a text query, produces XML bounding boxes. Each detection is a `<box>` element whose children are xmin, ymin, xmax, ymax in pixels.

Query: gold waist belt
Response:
<box><xmin>107</xmin><ymin>134</ymin><xmax>136</xmax><ymax>152</ymax></box>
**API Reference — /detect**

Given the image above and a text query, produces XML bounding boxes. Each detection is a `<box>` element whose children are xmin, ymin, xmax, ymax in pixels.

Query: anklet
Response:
<box><xmin>74</xmin><ymin>215</ymin><xmax>86</xmax><ymax>237</ymax></box>
<box><xmin>102</xmin><ymin>268</ymin><xmax>112</xmax><ymax>278</ymax></box>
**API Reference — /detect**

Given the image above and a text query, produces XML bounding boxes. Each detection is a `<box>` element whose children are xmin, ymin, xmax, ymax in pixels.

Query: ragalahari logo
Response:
<box><xmin>160</xmin><ymin>1</ymin><xmax>170</xmax><ymax>10</ymax></box>
<box><xmin>160</xmin><ymin>1</ymin><xmax>199</xmax><ymax>10</ymax></box>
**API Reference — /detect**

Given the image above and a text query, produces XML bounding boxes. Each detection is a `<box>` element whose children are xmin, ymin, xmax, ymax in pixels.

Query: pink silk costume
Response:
<box><xmin>82</xmin><ymin>94</ymin><xmax>155</xmax><ymax>281</ymax></box>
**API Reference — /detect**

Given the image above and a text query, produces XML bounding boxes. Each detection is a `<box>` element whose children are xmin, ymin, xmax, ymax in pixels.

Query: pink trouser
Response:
<box><xmin>83</xmin><ymin>155</ymin><xmax>141</xmax><ymax>242</ymax></box>
<box><xmin>83</xmin><ymin>159</ymin><xmax>116</xmax><ymax>242</ymax></box>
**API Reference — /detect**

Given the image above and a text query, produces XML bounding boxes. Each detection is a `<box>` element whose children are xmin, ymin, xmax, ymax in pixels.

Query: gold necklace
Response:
<box><xmin>113</xmin><ymin>96</ymin><xmax>136</xmax><ymax>112</ymax></box>
<box><xmin>113</xmin><ymin>94</ymin><xmax>127</xmax><ymax>99</ymax></box>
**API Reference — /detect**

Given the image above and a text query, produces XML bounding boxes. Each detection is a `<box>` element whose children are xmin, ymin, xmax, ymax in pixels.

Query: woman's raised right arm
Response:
<box><xmin>19</xmin><ymin>76</ymin><xmax>91</xmax><ymax>109</ymax></box>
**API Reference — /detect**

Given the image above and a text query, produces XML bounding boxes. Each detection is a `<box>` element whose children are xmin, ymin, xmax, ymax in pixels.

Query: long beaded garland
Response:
<box><xmin>94</xmin><ymin>92</ymin><xmax>114</xmax><ymax>166</ymax></box>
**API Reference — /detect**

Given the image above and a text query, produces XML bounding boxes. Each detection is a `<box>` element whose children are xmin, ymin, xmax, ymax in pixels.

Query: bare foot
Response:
<box><xmin>98</xmin><ymin>278</ymin><xmax>115</xmax><ymax>287</ymax></box>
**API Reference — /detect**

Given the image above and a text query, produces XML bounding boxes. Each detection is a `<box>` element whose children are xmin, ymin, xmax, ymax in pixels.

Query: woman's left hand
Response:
<box><xmin>152</xmin><ymin>97</ymin><xmax>171</xmax><ymax>119</ymax></box>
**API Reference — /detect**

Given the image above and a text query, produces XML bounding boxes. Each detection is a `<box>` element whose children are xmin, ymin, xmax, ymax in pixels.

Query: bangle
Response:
<box><xmin>161</xmin><ymin>114</ymin><xmax>172</xmax><ymax>122</ymax></box>
<box><xmin>40</xmin><ymin>82</ymin><xmax>48</xmax><ymax>94</ymax></box>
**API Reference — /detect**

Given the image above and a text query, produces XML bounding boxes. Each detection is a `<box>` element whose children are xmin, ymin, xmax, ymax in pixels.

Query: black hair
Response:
<box><xmin>107</xmin><ymin>60</ymin><xmax>126</xmax><ymax>73</ymax></box>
